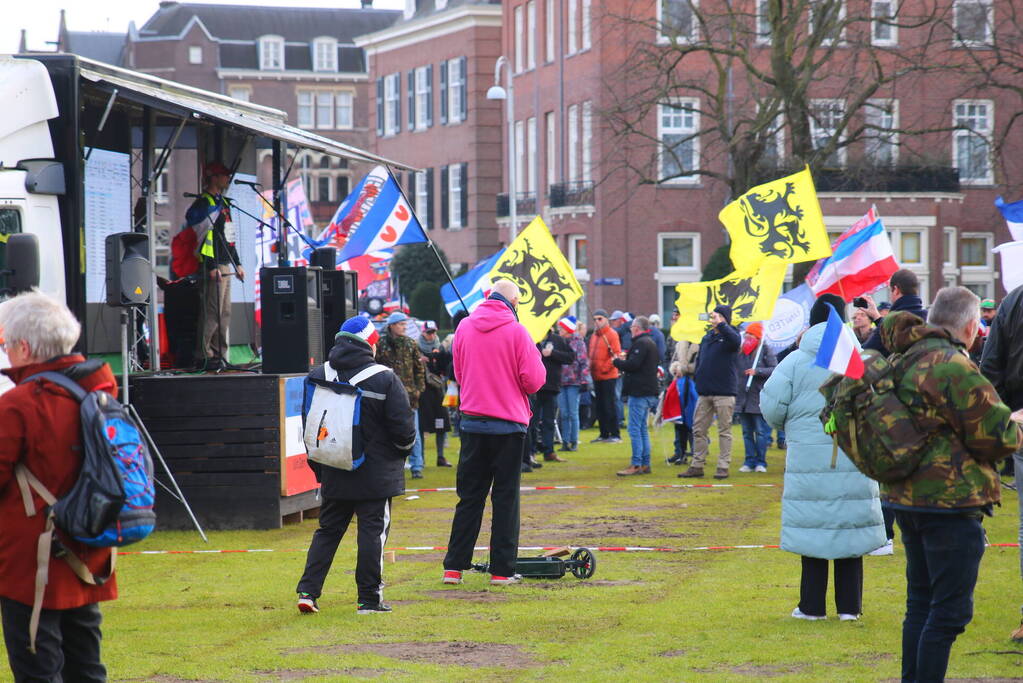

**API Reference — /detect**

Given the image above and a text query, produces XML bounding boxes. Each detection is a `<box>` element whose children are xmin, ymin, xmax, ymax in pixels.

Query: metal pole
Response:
<box><xmin>120</xmin><ymin>309</ymin><xmax>130</xmax><ymax>404</ymax></box>
<box><xmin>272</xmin><ymin>140</ymin><xmax>285</xmax><ymax>266</ymax></box>
<box><xmin>507</xmin><ymin>60</ymin><xmax>518</xmax><ymax>241</ymax></box>
<box><xmin>143</xmin><ymin>108</ymin><xmax>160</xmax><ymax>370</ymax></box>
<box><xmin>746</xmin><ymin>334</ymin><xmax>766</xmax><ymax>390</ymax></box>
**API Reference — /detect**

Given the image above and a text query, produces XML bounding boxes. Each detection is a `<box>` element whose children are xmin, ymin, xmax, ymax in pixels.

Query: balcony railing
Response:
<box><xmin>496</xmin><ymin>192</ymin><xmax>538</xmax><ymax>218</ymax></box>
<box><xmin>751</xmin><ymin>164</ymin><xmax>960</xmax><ymax>193</ymax></box>
<box><xmin>549</xmin><ymin>181</ymin><xmax>595</xmax><ymax>208</ymax></box>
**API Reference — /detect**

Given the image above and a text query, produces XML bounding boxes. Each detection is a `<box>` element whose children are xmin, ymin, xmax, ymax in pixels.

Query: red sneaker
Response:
<box><xmin>490</xmin><ymin>574</ymin><xmax>522</xmax><ymax>585</ymax></box>
<box><xmin>442</xmin><ymin>570</ymin><xmax>463</xmax><ymax>585</ymax></box>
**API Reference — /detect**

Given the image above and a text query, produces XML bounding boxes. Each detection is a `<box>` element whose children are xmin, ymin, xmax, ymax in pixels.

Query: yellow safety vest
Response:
<box><xmin>199</xmin><ymin>193</ymin><xmax>216</xmax><ymax>259</ymax></box>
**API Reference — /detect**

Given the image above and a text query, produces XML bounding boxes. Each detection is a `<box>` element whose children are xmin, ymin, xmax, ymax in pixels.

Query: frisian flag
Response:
<box><xmin>807</xmin><ymin>206</ymin><xmax>898</xmax><ymax>301</ymax></box>
<box><xmin>440</xmin><ymin>248</ymin><xmax>507</xmax><ymax>316</ymax></box>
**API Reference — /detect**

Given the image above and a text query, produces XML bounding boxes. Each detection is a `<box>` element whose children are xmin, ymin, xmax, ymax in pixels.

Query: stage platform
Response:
<box><xmin>129</xmin><ymin>371</ymin><xmax>319</xmax><ymax>530</ymax></box>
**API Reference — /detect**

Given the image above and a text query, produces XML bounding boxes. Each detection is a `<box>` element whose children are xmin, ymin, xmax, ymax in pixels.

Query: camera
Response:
<box><xmin>853</xmin><ymin>297</ymin><xmax>868</xmax><ymax>309</ymax></box>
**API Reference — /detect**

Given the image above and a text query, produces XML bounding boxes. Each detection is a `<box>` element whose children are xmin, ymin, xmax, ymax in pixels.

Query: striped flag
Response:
<box><xmin>440</xmin><ymin>248</ymin><xmax>506</xmax><ymax>316</ymax></box>
<box><xmin>331</xmin><ymin>166</ymin><xmax>427</xmax><ymax>262</ymax></box>
<box><xmin>995</xmin><ymin>196</ymin><xmax>1023</xmax><ymax>242</ymax></box>
<box><xmin>814</xmin><ymin>304</ymin><xmax>864</xmax><ymax>379</ymax></box>
<box><xmin>809</xmin><ymin>206</ymin><xmax>898</xmax><ymax>301</ymax></box>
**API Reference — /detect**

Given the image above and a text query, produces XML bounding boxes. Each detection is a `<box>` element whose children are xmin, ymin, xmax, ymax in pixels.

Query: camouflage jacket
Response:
<box><xmin>376</xmin><ymin>332</ymin><xmax>426</xmax><ymax>409</ymax></box>
<box><xmin>879</xmin><ymin>312</ymin><xmax>1021</xmax><ymax>509</ymax></box>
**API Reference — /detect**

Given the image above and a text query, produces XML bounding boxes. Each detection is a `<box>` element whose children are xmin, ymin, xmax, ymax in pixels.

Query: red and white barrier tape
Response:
<box><xmin>404</xmin><ymin>484</ymin><xmax>775</xmax><ymax>494</ymax></box>
<box><xmin>634</xmin><ymin>484</ymin><xmax>779</xmax><ymax>489</ymax></box>
<box><xmin>408</xmin><ymin>485</ymin><xmax>612</xmax><ymax>494</ymax></box>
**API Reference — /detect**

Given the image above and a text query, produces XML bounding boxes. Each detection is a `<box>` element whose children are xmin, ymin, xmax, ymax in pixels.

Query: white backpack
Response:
<box><xmin>302</xmin><ymin>362</ymin><xmax>390</xmax><ymax>470</ymax></box>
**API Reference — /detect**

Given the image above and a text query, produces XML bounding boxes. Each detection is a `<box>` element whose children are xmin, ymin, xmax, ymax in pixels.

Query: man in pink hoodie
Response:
<box><xmin>442</xmin><ymin>280</ymin><xmax>546</xmax><ymax>586</ymax></box>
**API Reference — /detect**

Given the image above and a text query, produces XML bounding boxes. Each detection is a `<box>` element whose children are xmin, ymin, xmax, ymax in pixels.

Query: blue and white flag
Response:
<box><xmin>995</xmin><ymin>196</ymin><xmax>1023</xmax><ymax>242</ymax></box>
<box><xmin>333</xmin><ymin>166</ymin><xmax>428</xmax><ymax>262</ymax></box>
<box><xmin>440</xmin><ymin>248</ymin><xmax>506</xmax><ymax>316</ymax></box>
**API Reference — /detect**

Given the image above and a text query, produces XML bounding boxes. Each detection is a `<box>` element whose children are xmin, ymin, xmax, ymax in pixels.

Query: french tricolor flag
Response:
<box><xmin>809</xmin><ymin>207</ymin><xmax>898</xmax><ymax>301</ymax></box>
<box><xmin>814</xmin><ymin>304</ymin><xmax>865</xmax><ymax>379</ymax></box>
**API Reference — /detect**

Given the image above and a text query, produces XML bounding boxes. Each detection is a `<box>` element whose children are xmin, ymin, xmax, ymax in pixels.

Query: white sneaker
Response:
<box><xmin>754</xmin><ymin>465</ymin><xmax>767</xmax><ymax>473</ymax></box>
<box><xmin>739</xmin><ymin>465</ymin><xmax>753</xmax><ymax>473</ymax></box>
<box><xmin>791</xmin><ymin>607</ymin><xmax>826</xmax><ymax>621</ymax></box>
<box><xmin>868</xmin><ymin>540</ymin><xmax>894</xmax><ymax>556</ymax></box>
<box><xmin>839</xmin><ymin>613</ymin><xmax>859</xmax><ymax>622</ymax></box>
<box><xmin>490</xmin><ymin>574</ymin><xmax>522</xmax><ymax>585</ymax></box>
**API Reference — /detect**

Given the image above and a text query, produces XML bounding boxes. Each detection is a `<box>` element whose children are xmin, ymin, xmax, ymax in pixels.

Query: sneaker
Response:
<box><xmin>490</xmin><ymin>574</ymin><xmax>522</xmax><ymax>585</ymax></box>
<box><xmin>791</xmin><ymin>607</ymin><xmax>826</xmax><ymax>621</ymax></box>
<box><xmin>521</xmin><ymin>462</ymin><xmax>533</xmax><ymax>473</ymax></box>
<box><xmin>839</xmin><ymin>613</ymin><xmax>859</xmax><ymax>622</ymax></box>
<box><xmin>667</xmin><ymin>454</ymin><xmax>684</xmax><ymax>465</ymax></box>
<box><xmin>1010</xmin><ymin>619</ymin><xmax>1023</xmax><ymax>642</ymax></box>
<box><xmin>606</xmin><ymin>437</ymin><xmax>622</xmax><ymax>444</ymax></box>
<box><xmin>868</xmin><ymin>539</ymin><xmax>894</xmax><ymax>556</ymax></box>
<box><xmin>754</xmin><ymin>465</ymin><xmax>768</xmax><ymax>473</ymax></box>
<box><xmin>590</xmin><ymin>436</ymin><xmax>608</xmax><ymax>444</ymax></box>
<box><xmin>442</xmin><ymin>570</ymin><xmax>463</xmax><ymax>585</ymax></box>
<box><xmin>617</xmin><ymin>465</ymin><xmax>643</xmax><ymax>476</ymax></box>
<box><xmin>411</xmin><ymin>470</ymin><xmax>424</xmax><ymax>479</ymax></box>
<box><xmin>678</xmin><ymin>467</ymin><xmax>704</xmax><ymax>478</ymax></box>
<box><xmin>528</xmin><ymin>457</ymin><xmax>543</xmax><ymax>469</ymax></box>
<box><xmin>356</xmin><ymin>602</ymin><xmax>392</xmax><ymax>614</ymax></box>
<box><xmin>713</xmin><ymin>468</ymin><xmax>730</xmax><ymax>480</ymax></box>
<box><xmin>739</xmin><ymin>465</ymin><xmax>753</xmax><ymax>473</ymax></box>
<box><xmin>297</xmin><ymin>593</ymin><xmax>319</xmax><ymax>614</ymax></box>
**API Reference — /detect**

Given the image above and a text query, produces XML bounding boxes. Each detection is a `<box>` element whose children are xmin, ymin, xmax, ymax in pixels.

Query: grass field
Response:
<box><xmin>7</xmin><ymin>424</ymin><xmax>1023</xmax><ymax>682</ymax></box>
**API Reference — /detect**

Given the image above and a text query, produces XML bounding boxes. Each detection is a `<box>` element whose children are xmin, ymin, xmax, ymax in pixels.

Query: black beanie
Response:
<box><xmin>809</xmin><ymin>294</ymin><xmax>846</xmax><ymax>326</ymax></box>
<box><xmin>714</xmin><ymin>304</ymin><xmax>733</xmax><ymax>324</ymax></box>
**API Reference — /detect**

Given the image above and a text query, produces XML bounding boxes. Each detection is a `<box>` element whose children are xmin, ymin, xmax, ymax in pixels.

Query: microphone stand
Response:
<box><xmin>233</xmin><ymin>182</ymin><xmax>319</xmax><ymax>256</ymax></box>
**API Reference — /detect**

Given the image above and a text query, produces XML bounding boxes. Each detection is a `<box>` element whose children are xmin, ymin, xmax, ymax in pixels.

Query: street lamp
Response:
<box><xmin>487</xmin><ymin>56</ymin><xmax>517</xmax><ymax>240</ymax></box>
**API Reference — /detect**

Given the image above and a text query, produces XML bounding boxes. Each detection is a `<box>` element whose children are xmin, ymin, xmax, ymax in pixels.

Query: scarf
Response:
<box><xmin>418</xmin><ymin>334</ymin><xmax>441</xmax><ymax>355</ymax></box>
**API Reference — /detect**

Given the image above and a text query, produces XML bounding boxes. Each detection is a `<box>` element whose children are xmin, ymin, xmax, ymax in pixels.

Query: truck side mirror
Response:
<box><xmin>16</xmin><ymin>160</ymin><xmax>66</xmax><ymax>195</ymax></box>
<box><xmin>4</xmin><ymin>234</ymin><xmax>40</xmax><ymax>292</ymax></box>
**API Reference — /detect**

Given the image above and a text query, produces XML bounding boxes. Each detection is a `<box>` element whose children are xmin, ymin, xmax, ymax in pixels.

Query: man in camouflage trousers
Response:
<box><xmin>878</xmin><ymin>287</ymin><xmax>1022</xmax><ymax>683</ymax></box>
<box><xmin>375</xmin><ymin>312</ymin><xmax>427</xmax><ymax>478</ymax></box>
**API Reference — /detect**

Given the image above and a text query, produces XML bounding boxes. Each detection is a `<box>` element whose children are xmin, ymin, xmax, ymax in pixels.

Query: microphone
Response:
<box><xmin>234</xmin><ymin>179</ymin><xmax>261</xmax><ymax>187</ymax></box>
<box><xmin>183</xmin><ymin>192</ymin><xmax>201</xmax><ymax>198</ymax></box>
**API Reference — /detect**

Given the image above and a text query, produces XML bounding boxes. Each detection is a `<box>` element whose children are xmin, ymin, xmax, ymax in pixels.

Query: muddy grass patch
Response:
<box><xmin>293</xmin><ymin>641</ymin><xmax>538</xmax><ymax>669</ymax></box>
<box><xmin>526</xmin><ymin>579</ymin><xmax>642</xmax><ymax>590</ymax></box>
<box><xmin>255</xmin><ymin>668</ymin><xmax>391</xmax><ymax>680</ymax></box>
<box><xmin>523</xmin><ymin>515</ymin><xmax>697</xmax><ymax>543</ymax></box>
<box><xmin>421</xmin><ymin>590</ymin><xmax>509</xmax><ymax>602</ymax></box>
<box><xmin>692</xmin><ymin>663</ymin><xmax>807</xmax><ymax>677</ymax></box>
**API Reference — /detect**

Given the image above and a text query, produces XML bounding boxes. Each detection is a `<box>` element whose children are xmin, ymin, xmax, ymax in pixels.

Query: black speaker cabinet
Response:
<box><xmin>320</xmin><ymin>270</ymin><xmax>349</xmax><ymax>355</ymax></box>
<box><xmin>310</xmin><ymin>247</ymin><xmax>337</xmax><ymax>270</ymax></box>
<box><xmin>105</xmin><ymin>232</ymin><xmax>151</xmax><ymax>307</ymax></box>
<box><xmin>260</xmin><ymin>266</ymin><xmax>324</xmax><ymax>374</ymax></box>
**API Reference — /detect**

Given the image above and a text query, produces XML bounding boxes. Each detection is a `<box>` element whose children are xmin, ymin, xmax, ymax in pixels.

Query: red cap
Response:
<box><xmin>203</xmin><ymin>161</ymin><xmax>230</xmax><ymax>178</ymax></box>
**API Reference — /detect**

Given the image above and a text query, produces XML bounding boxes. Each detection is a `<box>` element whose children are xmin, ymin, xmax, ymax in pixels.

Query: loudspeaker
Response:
<box><xmin>260</xmin><ymin>266</ymin><xmax>324</xmax><ymax>374</ymax></box>
<box><xmin>320</xmin><ymin>270</ymin><xmax>350</xmax><ymax>355</ymax></box>
<box><xmin>3</xmin><ymin>234</ymin><xmax>40</xmax><ymax>293</ymax></box>
<box><xmin>310</xmin><ymin>247</ymin><xmax>337</xmax><ymax>270</ymax></box>
<box><xmin>105</xmin><ymin>232</ymin><xmax>151</xmax><ymax>307</ymax></box>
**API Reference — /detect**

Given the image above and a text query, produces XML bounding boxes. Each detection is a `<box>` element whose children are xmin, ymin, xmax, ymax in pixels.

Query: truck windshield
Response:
<box><xmin>0</xmin><ymin>209</ymin><xmax>23</xmax><ymax>291</ymax></box>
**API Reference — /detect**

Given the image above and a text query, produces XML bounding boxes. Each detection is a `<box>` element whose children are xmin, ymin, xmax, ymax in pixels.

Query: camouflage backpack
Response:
<box><xmin>818</xmin><ymin>351</ymin><xmax>931</xmax><ymax>484</ymax></box>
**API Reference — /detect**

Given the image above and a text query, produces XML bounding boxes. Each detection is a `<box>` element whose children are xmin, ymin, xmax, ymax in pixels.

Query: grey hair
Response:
<box><xmin>631</xmin><ymin>315</ymin><xmax>650</xmax><ymax>331</ymax></box>
<box><xmin>0</xmin><ymin>290</ymin><xmax>81</xmax><ymax>360</ymax></box>
<box><xmin>927</xmin><ymin>286</ymin><xmax>980</xmax><ymax>336</ymax></box>
<box><xmin>491</xmin><ymin>279</ymin><xmax>522</xmax><ymax>302</ymax></box>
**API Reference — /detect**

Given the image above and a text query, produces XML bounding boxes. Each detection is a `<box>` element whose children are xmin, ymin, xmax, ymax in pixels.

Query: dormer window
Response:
<box><xmin>313</xmin><ymin>37</ymin><xmax>337</xmax><ymax>72</ymax></box>
<box><xmin>259</xmin><ymin>35</ymin><xmax>284</xmax><ymax>70</ymax></box>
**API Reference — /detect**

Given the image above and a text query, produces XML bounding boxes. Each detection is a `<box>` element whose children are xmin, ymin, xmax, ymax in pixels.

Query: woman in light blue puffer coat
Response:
<box><xmin>761</xmin><ymin>296</ymin><xmax>885</xmax><ymax>622</ymax></box>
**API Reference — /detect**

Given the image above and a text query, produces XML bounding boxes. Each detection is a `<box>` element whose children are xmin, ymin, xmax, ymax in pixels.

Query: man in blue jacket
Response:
<box><xmin>680</xmin><ymin>305</ymin><xmax>741</xmax><ymax>479</ymax></box>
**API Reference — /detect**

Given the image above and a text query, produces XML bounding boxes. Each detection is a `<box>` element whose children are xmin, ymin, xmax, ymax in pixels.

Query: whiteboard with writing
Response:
<box><xmin>227</xmin><ymin>173</ymin><xmax>259</xmax><ymax>304</ymax></box>
<box><xmin>83</xmin><ymin>148</ymin><xmax>131</xmax><ymax>303</ymax></box>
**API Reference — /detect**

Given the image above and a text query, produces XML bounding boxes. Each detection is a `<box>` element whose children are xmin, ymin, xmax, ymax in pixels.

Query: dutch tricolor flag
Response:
<box><xmin>814</xmin><ymin>303</ymin><xmax>865</xmax><ymax>379</ymax></box>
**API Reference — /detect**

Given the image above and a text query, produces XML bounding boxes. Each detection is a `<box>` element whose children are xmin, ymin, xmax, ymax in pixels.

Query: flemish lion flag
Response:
<box><xmin>489</xmin><ymin>217</ymin><xmax>583</xmax><ymax>342</ymax></box>
<box><xmin>721</xmin><ymin>166</ymin><xmax>832</xmax><ymax>270</ymax></box>
<box><xmin>670</xmin><ymin>261</ymin><xmax>788</xmax><ymax>343</ymax></box>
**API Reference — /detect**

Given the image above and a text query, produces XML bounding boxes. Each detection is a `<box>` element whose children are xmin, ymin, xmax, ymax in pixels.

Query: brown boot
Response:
<box><xmin>616</xmin><ymin>465</ymin><xmax>643</xmax><ymax>476</ymax></box>
<box><xmin>544</xmin><ymin>453</ymin><xmax>568</xmax><ymax>463</ymax></box>
<box><xmin>678</xmin><ymin>467</ymin><xmax>704</xmax><ymax>478</ymax></box>
<box><xmin>714</xmin><ymin>468</ymin><xmax>730</xmax><ymax>480</ymax></box>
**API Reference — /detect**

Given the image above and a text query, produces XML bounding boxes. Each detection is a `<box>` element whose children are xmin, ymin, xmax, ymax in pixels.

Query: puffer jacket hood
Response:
<box><xmin>881</xmin><ymin>311</ymin><xmax>959</xmax><ymax>356</ymax></box>
<box><xmin>327</xmin><ymin>336</ymin><xmax>375</xmax><ymax>371</ymax></box>
<box><xmin>468</xmin><ymin>296</ymin><xmax>518</xmax><ymax>333</ymax></box>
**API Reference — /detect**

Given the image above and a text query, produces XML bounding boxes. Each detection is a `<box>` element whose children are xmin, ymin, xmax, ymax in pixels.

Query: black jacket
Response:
<box><xmin>613</xmin><ymin>332</ymin><xmax>660</xmax><ymax>397</ymax></box>
<box><xmin>981</xmin><ymin>284</ymin><xmax>1023</xmax><ymax>410</ymax></box>
<box><xmin>862</xmin><ymin>295</ymin><xmax>926</xmax><ymax>357</ymax></box>
<box><xmin>694</xmin><ymin>323</ymin><xmax>741</xmax><ymax>396</ymax></box>
<box><xmin>306</xmin><ymin>337</ymin><xmax>417</xmax><ymax>500</ymax></box>
<box><xmin>538</xmin><ymin>332</ymin><xmax>574</xmax><ymax>393</ymax></box>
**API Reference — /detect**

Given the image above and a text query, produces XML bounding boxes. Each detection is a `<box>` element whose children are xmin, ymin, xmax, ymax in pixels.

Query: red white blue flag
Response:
<box><xmin>808</xmin><ymin>206</ymin><xmax>898</xmax><ymax>301</ymax></box>
<box><xmin>814</xmin><ymin>304</ymin><xmax>865</xmax><ymax>379</ymax></box>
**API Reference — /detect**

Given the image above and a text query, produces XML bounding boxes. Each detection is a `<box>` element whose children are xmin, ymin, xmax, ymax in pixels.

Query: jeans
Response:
<box><xmin>407</xmin><ymin>412</ymin><xmax>424</xmax><ymax>472</ymax></box>
<box><xmin>1</xmin><ymin>598</ymin><xmax>106</xmax><ymax>683</ymax></box>
<box><xmin>737</xmin><ymin>412</ymin><xmax>771</xmax><ymax>468</ymax></box>
<box><xmin>895</xmin><ymin>509</ymin><xmax>985</xmax><ymax>683</ymax></box>
<box><xmin>557</xmin><ymin>385</ymin><xmax>581</xmax><ymax>447</ymax></box>
<box><xmin>615</xmin><ymin>376</ymin><xmax>624</xmax><ymax>425</ymax></box>
<box><xmin>627</xmin><ymin>395</ymin><xmax>658</xmax><ymax>467</ymax></box>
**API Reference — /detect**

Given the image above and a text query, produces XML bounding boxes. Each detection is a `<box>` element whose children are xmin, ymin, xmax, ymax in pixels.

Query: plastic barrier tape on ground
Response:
<box><xmin>403</xmin><ymin>484</ymin><xmax>777</xmax><ymax>494</ymax></box>
<box><xmin>117</xmin><ymin>543</ymin><xmax>1022</xmax><ymax>557</ymax></box>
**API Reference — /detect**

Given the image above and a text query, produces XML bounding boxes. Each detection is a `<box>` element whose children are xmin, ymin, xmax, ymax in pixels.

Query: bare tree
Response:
<box><xmin>602</xmin><ymin>0</ymin><xmax>973</xmax><ymax>198</ymax></box>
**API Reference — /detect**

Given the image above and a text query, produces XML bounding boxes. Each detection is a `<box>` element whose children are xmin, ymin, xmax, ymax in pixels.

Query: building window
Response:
<box><xmin>943</xmin><ymin>227</ymin><xmax>957</xmax><ymax>267</ymax></box>
<box><xmin>297</xmin><ymin>91</ymin><xmax>352</xmax><ymax>130</ymax></box>
<box><xmin>659</xmin><ymin>234</ymin><xmax>698</xmax><ymax>269</ymax></box>
<box><xmin>259</xmin><ymin>35</ymin><xmax>284</xmax><ymax>70</ymax></box>
<box><xmin>567</xmin><ymin>104</ymin><xmax>579</xmax><ymax>182</ymax></box>
<box><xmin>415</xmin><ymin>171</ymin><xmax>429</xmax><ymax>229</ymax></box>
<box><xmin>570</xmin><ymin>235</ymin><xmax>588</xmax><ymax>271</ymax></box>
<box><xmin>658</xmin><ymin>99</ymin><xmax>700</xmax><ymax>184</ymax></box>
<box><xmin>313</xmin><ymin>37</ymin><xmax>338</xmax><ymax>72</ymax></box>
<box><xmin>527</xmin><ymin>116</ymin><xmax>537</xmax><ymax>193</ymax></box>
<box><xmin>316</xmin><ymin>92</ymin><xmax>333</xmax><ymax>129</ymax></box>
<box><xmin>659</xmin><ymin>0</ymin><xmax>697</xmax><ymax>43</ymax></box>
<box><xmin>756</xmin><ymin>0</ymin><xmax>773</xmax><ymax>44</ymax></box>
<box><xmin>515</xmin><ymin>5</ymin><xmax>525</xmax><ymax>73</ymax></box>
<box><xmin>447</xmin><ymin>59</ymin><xmax>465</xmax><ymax>124</ymax></box>
<box><xmin>810</xmin><ymin>99</ymin><xmax>846</xmax><ymax>168</ymax></box>
<box><xmin>953</xmin><ymin>100</ymin><xmax>993</xmax><ymax>184</ymax></box>
<box><xmin>581</xmin><ymin>101</ymin><xmax>593</xmax><ymax>183</ymax></box>
<box><xmin>871</xmin><ymin>0</ymin><xmax>897</xmax><ymax>45</ymax></box>
<box><xmin>188</xmin><ymin>46</ymin><xmax>202</xmax><ymax>64</ymax></box>
<box><xmin>582</xmin><ymin>0</ymin><xmax>592</xmax><ymax>50</ymax></box>
<box><xmin>960</xmin><ymin>233</ymin><xmax>991</xmax><ymax>267</ymax></box>
<box><xmin>808</xmin><ymin>0</ymin><xmax>846</xmax><ymax>45</ymax></box>
<box><xmin>384</xmin><ymin>73</ymin><xmax>400</xmax><ymax>135</ymax></box>
<box><xmin>545</xmin><ymin>0</ymin><xmax>555</xmax><ymax>62</ymax></box>
<box><xmin>228</xmin><ymin>85</ymin><xmax>250</xmax><ymax>102</ymax></box>
<box><xmin>567</xmin><ymin>0</ymin><xmax>578</xmax><ymax>54</ymax></box>
<box><xmin>954</xmin><ymin>0</ymin><xmax>992</xmax><ymax>44</ymax></box>
<box><xmin>415</xmin><ymin>67</ymin><xmax>430</xmax><ymax>130</ymax></box>
<box><xmin>864</xmin><ymin>99</ymin><xmax>898</xmax><ymax>166</ymax></box>
<box><xmin>153</xmin><ymin>149</ymin><xmax>170</xmax><ymax>204</ymax></box>
<box><xmin>545</xmin><ymin>111</ymin><xmax>556</xmax><ymax>191</ymax></box>
<box><xmin>449</xmin><ymin>164</ymin><xmax>463</xmax><ymax>229</ymax></box>
<box><xmin>335</xmin><ymin>92</ymin><xmax>353</xmax><ymax>129</ymax></box>
<box><xmin>317</xmin><ymin>176</ymin><xmax>332</xmax><ymax>203</ymax></box>
<box><xmin>515</xmin><ymin>120</ymin><xmax>526</xmax><ymax>194</ymax></box>
<box><xmin>527</xmin><ymin>1</ymin><xmax>537</xmax><ymax>69</ymax></box>
<box><xmin>900</xmin><ymin>231</ymin><xmax>922</xmax><ymax>264</ymax></box>
<box><xmin>298</xmin><ymin>91</ymin><xmax>313</xmax><ymax>127</ymax></box>
<box><xmin>337</xmin><ymin>175</ymin><xmax>350</xmax><ymax>201</ymax></box>
<box><xmin>298</xmin><ymin>153</ymin><xmax>312</xmax><ymax>197</ymax></box>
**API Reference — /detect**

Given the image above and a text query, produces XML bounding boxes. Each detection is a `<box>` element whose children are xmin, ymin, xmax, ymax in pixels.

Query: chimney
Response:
<box><xmin>18</xmin><ymin>29</ymin><xmax>27</xmax><ymax>53</ymax></box>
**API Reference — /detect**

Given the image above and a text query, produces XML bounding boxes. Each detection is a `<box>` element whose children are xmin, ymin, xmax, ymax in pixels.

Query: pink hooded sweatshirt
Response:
<box><xmin>453</xmin><ymin>297</ymin><xmax>546</xmax><ymax>425</ymax></box>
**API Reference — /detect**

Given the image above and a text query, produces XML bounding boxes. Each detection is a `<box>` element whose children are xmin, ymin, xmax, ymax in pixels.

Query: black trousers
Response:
<box><xmin>594</xmin><ymin>379</ymin><xmax>620</xmax><ymax>439</ymax></box>
<box><xmin>444</xmin><ymin>431</ymin><xmax>524</xmax><ymax>577</ymax></box>
<box><xmin>799</xmin><ymin>555</ymin><xmax>864</xmax><ymax>617</ymax></box>
<box><xmin>1</xmin><ymin>597</ymin><xmax>105</xmax><ymax>683</ymax></box>
<box><xmin>296</xmin><ymin>497</ymin><xmax>392</xmax><ymax>606</ymax></box>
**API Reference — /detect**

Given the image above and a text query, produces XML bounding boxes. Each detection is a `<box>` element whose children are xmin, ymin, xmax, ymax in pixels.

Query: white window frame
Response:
<box><xmin>545</xmin><ymin>0</ymin><xmax>555</xmax><ymax>62</ymax></box>
<box><xmin>315</xmin><ymin>91</ymin><xmax>334</xmax><ymax>130</ymax></box>
<box><xmin>567</xmin><ymin>0</ymin><xmax>578</xmax><ymax>55</ymax></box>
<box><xmin>545</xmin><ymin>111</ymin><xmax>556</xmax><ymax>190</ymax></box>
<box><xmin>297</xmin><ymin>90</ymin><xmax>314</xmax><ymax>128</ymax></box>
<box><xmin>953</xmin><ymin>99</ymin><xmax>993</xmax><ymax>185</ymax></box>
<box><xmin>448</xmin><ymin>60</ymin><xmax>464</xmax><ymax>125</ymax></box>
<box><xmin>657</xmin><ymin>232</ymin><xmax>702</xmax><ymax>320</ymax></box>
<box><xmin>756</xmin><ymin>0</ymin><xmax>772</xmax><ymax>45</ymax></box>
<box><xmin>188</xmin><ymin>46</ymin><xmax>202</xmax><ymax>65</ymax></box>
<box><xmin>515</xmin><ymin>120</ymin><xmax>526</xmax><ymax>195</ymax></box>
<box><xmin>415</xmin><ymin>171</ymin><xmax>429</xmax><ymax>229</ymax></box>
<box><xmin>313</xmin><ymin>37</ymin><xmax>338</xmax><ymax>73</ymax></box>
<box><xmin>581</xmin><ymin>101</ymin><xmax>593</xmax><ymax>183</ymax></box>
<box><xmin>259</xmin><ymin>35</ymin><xmax>284</xmax><ymax>71</ymax></box>
<box><xmin>153</xmin><ymin>148</ymin><xmax>170</xmax><ymax>204</ymax></box>
<box><xmin>228</xmin><ymin>85</ymin><xmax>251</xmax><ymax>102</ymax></box>
<box><xmin>335</xmin><ymin>91</ymin><xmax>353</xmax><ymax>130</ymax></box>
<box><xmin>864</xmin><ymin>98</ymin><xmax>899</xmax><ymax>166</ymax></box>
<box><xmin>567</xmin><ymin>104</ymin><xmax>579</xmax><ymax>183</ymax></box>
<box><xmin>953</xmin><ymin>0</ymin><xmax>993</xmax><ymax>46</ymax></box>
<box><xmin>384</xmin><ymin>73</ymin><xmax>400</xmax><ymax>136</ymax></box>
<box><xmin>658</xmin><ymin>232</ymin><xmax>700</xmax><ymax>272</ymax></box>
<box><xmin>897</xmin><ymin>230</ymin><xmax>924</xmax><ymax>266</ymax></box>
<box><xmin>810</xmin><ymin>98</ymin><xmax>846</xmax><ymax>167</ymax></box>
<box><xmin>582</xmin><ymin>0</ymin><xmax>592</xmax><ymax>50</ymax></box>
<box><xmin>959</xmin><ymin>232</ymin><xmax>993</xmax><ymax>270</ymax></box>
<box><xmin>808</xmin><ymin>0</ymin><xmax>846</xmax><ymax>46</ymax></box>
<box><xmin>871</xmin><ymin>0</ymin><xmax>898</xmax><ymax>46</ymax></box>
<box><xmin>515</xmin><ymin>5</ymin><xmax>525</xmax><ymax>73</ymax></box>
<box><xmin>569</xmin><ymin>234</ymin><xmax>589</xmax><ymax>278</ymax></box>
<box><xmin>658</xmin><ymin>98</ymin><xmax>700</xmax><ymax>185</ymax></box>
<box><xmin>658</xmin><ymin>0</ymin><xmax>698</xmax><ymax>44</ymax></box>
<box><xmin>415</xmin><ymin>67</ymin><xmax>429</xmax><ymax>130</ymax></box>
<box><xmin>449</xmin><ymin>164</ymin><xmax>463</xmax><ymax>229</ymax></box>
<box><xmin>527</xmin><ymin>1</ymin><xmax>537</xmax><ymax>70</ymax></box>
<box><xmin>527</xmin><ymin>117</ymin><xmax>537</xmax><ymax>194</ymax></box>
<box><xmin>943</xmin><ymin>226</ymin><xmax>957</xmax><ymax>268</ymax></box>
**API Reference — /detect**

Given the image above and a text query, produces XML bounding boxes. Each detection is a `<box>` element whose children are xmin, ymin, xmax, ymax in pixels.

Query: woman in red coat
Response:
<box><xmin>0</xmin><ymin>291</ymin><xmax>117</xmax><ymax>682</ymax></box>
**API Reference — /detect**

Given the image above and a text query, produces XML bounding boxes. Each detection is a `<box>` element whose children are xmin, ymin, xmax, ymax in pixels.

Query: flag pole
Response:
<box><xmin>385</xmin><ymin>167</ymin><xmax>470</xmax><ymax>316</ymax></box>
<box><xmin>746</xmin><ymin>333</ymin><xmax>766</xmax><ymax>390</ymax></box>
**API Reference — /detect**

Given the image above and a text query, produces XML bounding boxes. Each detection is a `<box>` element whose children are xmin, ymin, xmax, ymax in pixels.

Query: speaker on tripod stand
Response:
<box><xmin>105</xmin><ymin>232</ymin><xmax>152</xmax><ymax>404</ymax></box>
